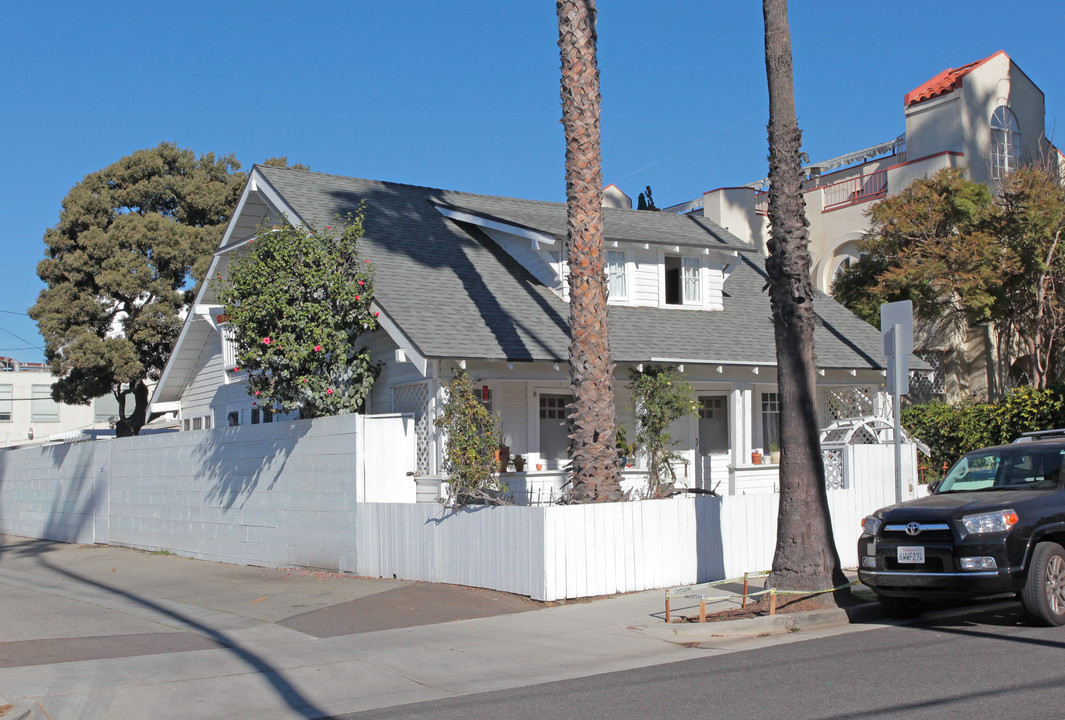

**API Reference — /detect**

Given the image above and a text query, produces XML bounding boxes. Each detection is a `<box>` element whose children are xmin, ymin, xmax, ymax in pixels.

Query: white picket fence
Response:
<box><xmin>353</xmin><ymin>453</ymin><xmax>915</xmax><ymax>601</ymax></box>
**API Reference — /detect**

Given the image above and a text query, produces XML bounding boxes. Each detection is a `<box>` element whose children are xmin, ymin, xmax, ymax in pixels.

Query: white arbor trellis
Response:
<box><xmin>818</xmin><ymin>415</ymin><xmax>924</xmax><ymax>490</ymax></box>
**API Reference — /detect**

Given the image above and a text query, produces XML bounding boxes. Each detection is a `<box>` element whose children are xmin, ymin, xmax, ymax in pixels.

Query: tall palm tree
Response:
<box><xmin>557</xmin><ymin>0</ymin><xmax>623</xmax><ymax>502</ymax></box>
<box><xmin>762</xmin><ymin>0</ymin><xmax>846</xmax><ymax>605</ymax></box>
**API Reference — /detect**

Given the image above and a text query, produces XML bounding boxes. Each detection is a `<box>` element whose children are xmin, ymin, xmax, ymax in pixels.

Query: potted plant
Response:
<box><xmin>496</xmin><ymin>439</ymin><xmax>511</xmax><ymax>473</ymax></box>
<box><xmin>768</xmin><ymin>441</ymin><xmax>780</xmax><ymax>464</ymax></box>
<box><xmin>751</xmin><ymin>449</ymin><xmax>763</xmax><ymax>465</ymax></box>
<box><xmin>509</xmin><ymin>454</ymin><xmax>526</xmax><ymax>472</ymax></box>
<box><xmin>615</xmin><ymin>424</ymin><xmax>639</xmax><ymax>468</ymax></box>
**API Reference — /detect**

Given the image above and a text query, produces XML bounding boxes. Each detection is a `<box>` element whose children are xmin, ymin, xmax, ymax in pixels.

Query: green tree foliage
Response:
<box><xmin>434</xmin><ymin>370</ymin><xmax>502</xmax><ymax>500</ymax></box>
<box><xmin>835</xmin><ymin>166</ymin><xmax>1065</xmax><ymax>387</ymax></box>
<box><xmin>904</xmin><ymin>385</ymin><xmax>1065</xmax><ymax>476</ymax></box>
<box><xmin>217</xmin><ymin>213</ymin><xmax>380</xmax><ymax>419</ymax></box>
<box><xmin>833</xmin><ymin>168</ymin><xmax>997</xmax><ymax>325</ymax></box>
<box><xmin>995</xmin><ymin>166</ymin><xmax>1065</xmax><ymax>388</ymax></box>
<box><xmin>629</xmin><ymin>365</ymin><xmax>697</xmax><ymax>497</ymax></box>
<box><xmin>261</xmin><ymin>156</ymin><xmax>311</xmax><ymax>171</ymax></box>
<box><xmin>29</xmin><ymin>142</ymin><xmax>244</xmax><ymax>436</ymax></box>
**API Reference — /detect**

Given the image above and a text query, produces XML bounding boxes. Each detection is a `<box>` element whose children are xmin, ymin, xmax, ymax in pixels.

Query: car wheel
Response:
<box><xmin>1022</xmin><ymin>541</ymin><xmax>1065</xmax><ymax>627</ymax></box>
<box><xmin>878</xmin><ymin>595</ymin><xmax>925</xmax><ymax>618</ymax></box>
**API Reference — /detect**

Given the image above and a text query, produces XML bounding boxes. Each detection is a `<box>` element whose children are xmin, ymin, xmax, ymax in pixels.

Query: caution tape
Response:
<box><xmin>665</xmin><ymin>574</ymin><xmax>858</xmax><ymax>602</ymax></box>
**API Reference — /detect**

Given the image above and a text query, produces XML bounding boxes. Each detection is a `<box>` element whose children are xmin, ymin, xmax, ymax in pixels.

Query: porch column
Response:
<box><xmin>730</xmin><ymin>383</ymin><xmax>752</xmax><ymax>466</ymax></box>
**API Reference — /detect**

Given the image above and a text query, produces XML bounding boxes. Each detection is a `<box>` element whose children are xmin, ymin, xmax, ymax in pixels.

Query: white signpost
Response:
<box><xmin>881</xmin><ymin>300</ymin><xmax>913</xmax><ymax>503</ymax></box>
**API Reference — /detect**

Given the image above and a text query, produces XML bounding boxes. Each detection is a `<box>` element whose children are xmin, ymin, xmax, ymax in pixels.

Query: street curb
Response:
<box><xmin>632</xmin><ymin>602</ymin><xmax>885</xmax><ymax>643</ymax></box>
<box><xmin>0</xmin><ymin>701</ymin><xmax>31</xmax><ymax>720</ymax></box>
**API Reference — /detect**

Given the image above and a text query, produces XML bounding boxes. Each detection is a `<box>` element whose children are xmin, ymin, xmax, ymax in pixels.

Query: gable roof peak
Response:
<box><xmin>903</xmin><ymin>50</ymin><xmax>1009</xmax><ymax>107</ymax></box>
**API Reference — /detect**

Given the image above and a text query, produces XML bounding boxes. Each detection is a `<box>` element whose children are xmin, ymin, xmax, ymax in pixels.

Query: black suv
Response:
<box><xmin>858</xmin><ymin>433</ymin><xmax>1065</xmax><ymax>625</ymax></box>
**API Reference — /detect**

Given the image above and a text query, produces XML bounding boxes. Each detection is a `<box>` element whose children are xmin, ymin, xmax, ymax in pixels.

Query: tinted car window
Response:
<box><xmin>940</xmin><ymin>447</ymin><xmax>1065</xmax><ymax>492</ymax></box>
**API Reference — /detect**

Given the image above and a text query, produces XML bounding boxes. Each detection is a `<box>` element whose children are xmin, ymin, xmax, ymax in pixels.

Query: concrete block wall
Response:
<box><xmin>0</xmin><ymin>441</ymin><xmax>104</xmax><ymax>544</ymax></box>
<box><xmin>0</xmin><ymin>414</ymin><xmax>416</xmax><ymax>572</ymax></box>
<box><xmin>106</xmin><ymin>415</ymin><xmax>363</xmax><ymax>569</ymax></box>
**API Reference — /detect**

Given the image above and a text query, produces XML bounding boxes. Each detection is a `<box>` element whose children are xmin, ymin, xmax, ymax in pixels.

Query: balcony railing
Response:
<box><xmin>822</xmin><ymin>170</ymin><xmax>887</xmax><ymax>211</ymax></box>
<box><xmin>754</xmin><ymin>191</ymin><xmax>768</xmax><ymax>216</ymax></box>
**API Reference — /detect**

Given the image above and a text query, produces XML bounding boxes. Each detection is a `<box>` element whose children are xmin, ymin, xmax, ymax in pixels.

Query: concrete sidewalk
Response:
<box><xmin>0</xmin><ymin>536</ymin><xmax>883</xmax><ymax>720</ymax></box>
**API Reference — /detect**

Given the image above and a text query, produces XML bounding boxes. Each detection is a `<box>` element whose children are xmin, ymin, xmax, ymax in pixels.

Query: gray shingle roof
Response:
<box><xmin>434</xmin><ymin>194</ymin><xmax>750</xmax><ymax>252</ymax></box>
<box><xmin>255</xmin><ymin>165</ymin><xmax>903</xmax><ymax>371</ymax></box>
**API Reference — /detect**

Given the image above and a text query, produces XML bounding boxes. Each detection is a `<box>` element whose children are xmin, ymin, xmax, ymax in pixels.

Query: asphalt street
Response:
<box><xmin>337</xmin><ymin>602</ymin><xmax>1065</xmax><ymax>720</ymax></box>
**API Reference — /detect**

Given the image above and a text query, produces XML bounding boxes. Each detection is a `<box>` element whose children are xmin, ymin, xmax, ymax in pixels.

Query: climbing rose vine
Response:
<box><xmin>217</xmin><ymin>211</ymin><xmax>381</xmax><ymax>419</ymax></box>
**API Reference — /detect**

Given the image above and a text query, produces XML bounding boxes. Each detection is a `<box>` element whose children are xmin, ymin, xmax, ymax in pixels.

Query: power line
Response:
<box><xmin>0</xmin><ymin>309</ymin><xmax>31</xmax><ymax>317</ymax></box>
<box><xmin>0</xmin><ymin>324</ymin><xmax>44</xmax><ymax>350</ymax></box>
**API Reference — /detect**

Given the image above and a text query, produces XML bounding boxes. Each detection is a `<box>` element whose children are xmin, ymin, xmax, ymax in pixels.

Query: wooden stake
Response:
<box><xmin>742</xmin><ymin>573</ymin><xmax>749</xmax><ymax>608</ymax></box>
<box><xmin>769</xmin><ymin>588</ymin><xmax>777</xmax><ymax>615</ymax></box>
<box><xmin>699</xmin><ymin>600</ymin><xmax>706</xmax><ymax>623</ymax></box>
<box><xmin>665</xmin><ymin>595</ymin><xmax>670</xmax><ymax>623</ymax></box>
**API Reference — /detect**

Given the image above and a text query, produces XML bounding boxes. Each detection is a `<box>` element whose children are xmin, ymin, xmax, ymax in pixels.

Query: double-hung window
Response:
<box><xmin>682</xmin><ymin>257</ymin><xmax>701</xmax><ymax>304</ymax></box>
<box><xmin>31</xmin><ymin>385</ymin><xmax>59</xmax><ymax>422</ymax></box>
<box><xmin>607</xmin><ymin>251</ymin><xmax>626</xmax><ymax>299</ymax></box>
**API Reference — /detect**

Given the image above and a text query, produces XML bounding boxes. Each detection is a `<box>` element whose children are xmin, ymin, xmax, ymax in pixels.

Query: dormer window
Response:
<box><xmin>665</xmin><ymin>256</ymin><xmax>701</xmax><ymax>305</ymax></box>
<box><xmin>607</xmin><ymin>250</ymin><xmax>627</xmax><ymax>299</ymax></box>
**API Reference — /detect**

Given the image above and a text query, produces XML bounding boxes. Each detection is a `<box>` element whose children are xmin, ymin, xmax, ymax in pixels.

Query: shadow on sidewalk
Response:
<box><xmin>30</xmin><ymin>551</ymin><xmax>333</xmax><ymax>719</ymax></box>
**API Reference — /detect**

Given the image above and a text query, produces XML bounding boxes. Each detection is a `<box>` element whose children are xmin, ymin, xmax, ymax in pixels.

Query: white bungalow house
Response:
<box><xmin>151</xmin><ymin>165</ymin><xmax>922</xmax><ymax>500</ymax></box>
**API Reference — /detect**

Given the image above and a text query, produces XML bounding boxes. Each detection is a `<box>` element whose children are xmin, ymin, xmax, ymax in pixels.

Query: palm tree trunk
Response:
<box><xmin>557</xmin><ymin>0</ymin><xmax>623</xmax><ymax>502</ymax></box>
<box><xmin>763</xmin><ymin>0</ymin><xmax>846</xmax><ymax>604</ymax></box>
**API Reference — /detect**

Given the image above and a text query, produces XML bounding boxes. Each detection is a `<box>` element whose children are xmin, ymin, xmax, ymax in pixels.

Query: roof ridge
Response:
<box><xmin>253</xmin><ymin>163</ymin><xmax>566</xmax><ymax>206</ymax></box>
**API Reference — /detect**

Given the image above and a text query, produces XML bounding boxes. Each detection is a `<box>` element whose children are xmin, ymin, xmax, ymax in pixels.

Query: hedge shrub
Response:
<box><xmin>902</xmin><ymin>384</ymin><xmax>1065</xmax><ymax>479</ymax></box>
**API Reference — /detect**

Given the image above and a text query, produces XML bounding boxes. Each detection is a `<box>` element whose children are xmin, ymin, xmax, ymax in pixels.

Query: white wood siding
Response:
<box><xmin>631</xmin><ymin>244</ymin><xmax>660</xmax><ymax>306</ymax></box>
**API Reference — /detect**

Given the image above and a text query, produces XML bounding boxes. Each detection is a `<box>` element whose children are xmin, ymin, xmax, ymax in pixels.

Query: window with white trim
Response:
<box><xmin>607</xmin><ymin>250</ymin><xmax>626</xmax><ymax>298</ymax></box>
<box><xmin>682</xmin><ymin>257</ymin><xmax>701</xmax><ymax>303</ymax></box>
<box><xmin>31</xmin><ymin>385</ymin><xmax>59</xmax><ymax>422</ymax></box>
<box><xmin>991</xmin><ymin>106</ymin><xmax>1021</xmax><ymax>179</ymax></box>
<box><xmin>761</xmin><ymin>392</ymin><xmax>780</xmax><ymax>450</ymax></box>
<box><xmin>94</xmin><ymin>394</ymin><xmax>120</xmax><ymax>422</ymax></box>
<box><xmin>0</xmin><ymin>385</ymin><xmax>11</xmax><ymax>422</ymax></box>
<box><xmin>664</xmin><ymin>255</ymin><xmax>702</xmax><ymax>306</ymax></box>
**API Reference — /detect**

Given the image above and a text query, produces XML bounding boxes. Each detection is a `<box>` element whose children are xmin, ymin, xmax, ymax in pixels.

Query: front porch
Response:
<box><xmin>388</xmin><ymin>360</ymin><xmax>899</xmax><ymax>502</ymax></box>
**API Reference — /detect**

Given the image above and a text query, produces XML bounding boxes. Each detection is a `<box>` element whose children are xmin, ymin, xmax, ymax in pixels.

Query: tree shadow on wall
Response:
<box><xmin>198</xmin><ymin>418</ymin><xmax>314</xmax><ymax>510</ymax></box>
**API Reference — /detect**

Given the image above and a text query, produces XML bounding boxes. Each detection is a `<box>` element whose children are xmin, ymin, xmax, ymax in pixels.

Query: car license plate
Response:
<box><xmin>897</xmin><ymin>546</ymin><xmax>925</xmax><ymax>564</ymax></box>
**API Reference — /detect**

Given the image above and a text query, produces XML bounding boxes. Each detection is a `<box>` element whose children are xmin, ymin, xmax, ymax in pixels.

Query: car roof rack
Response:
<box><xmin>1013</xmin><ymin>428</ymin><xmax>1065</xmax><ymax>443</ymax></box>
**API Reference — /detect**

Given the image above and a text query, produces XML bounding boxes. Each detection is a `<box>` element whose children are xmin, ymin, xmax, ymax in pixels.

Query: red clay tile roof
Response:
<box><xmin>904</xmin><ymin>51</ymin><xmax>1007</xmax><ymax>107</ymax></box>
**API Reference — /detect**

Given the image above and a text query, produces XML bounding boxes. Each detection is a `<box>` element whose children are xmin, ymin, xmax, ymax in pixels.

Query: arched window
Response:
<box><xmin>990</xmin><ymin>106</ymin><xmax>1021</xmax><ymax>179</ymax></box>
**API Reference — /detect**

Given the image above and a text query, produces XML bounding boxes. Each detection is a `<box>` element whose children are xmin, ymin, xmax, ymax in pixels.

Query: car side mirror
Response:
<box><xmin>928</xmin><ymin>479</ymin><xmax>942</xmax><ymax>494</ymax></box>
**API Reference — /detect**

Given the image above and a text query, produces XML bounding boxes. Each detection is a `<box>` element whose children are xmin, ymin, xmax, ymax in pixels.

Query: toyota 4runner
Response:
<box><xmin>858</xmin><ymin>433</ymin><xmax>1065</xmax><ymax>625</ymax></box>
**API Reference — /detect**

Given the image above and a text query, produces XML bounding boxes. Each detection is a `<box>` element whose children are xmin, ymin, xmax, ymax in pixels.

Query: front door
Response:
<box><xmin>697</xmin><ymin>395</ymin><xmax>729</xmax><ymax>491</ymax></box>
<box><xmin>538</xmin><ymin>393</ymin><xmax>573</xmax><ymax>470</ymax></box>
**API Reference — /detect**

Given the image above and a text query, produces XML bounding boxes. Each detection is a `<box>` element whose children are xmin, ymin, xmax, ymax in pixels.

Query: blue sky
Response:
<box><xmin>2</xmin><ymin>1</ymin><xmax>1063</xmax><ymax>364</ymax></box>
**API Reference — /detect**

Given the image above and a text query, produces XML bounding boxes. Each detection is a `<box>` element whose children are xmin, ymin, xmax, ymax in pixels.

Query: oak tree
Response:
<box><xmin>30</xmin><ymin>143</ymin><xmax>244</xmax><ymax>436</ymax></box>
